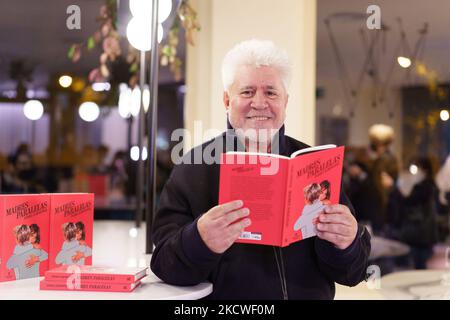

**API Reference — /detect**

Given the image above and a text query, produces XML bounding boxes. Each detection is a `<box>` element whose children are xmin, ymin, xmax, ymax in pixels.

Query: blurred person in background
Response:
<box><xmin>94</xmin><ymin>144</ymin><xmax>110</xmax><ymax>174</ymax></box>
<box><xmin>365</xmin><ymin>124</ymin><xmax>399</xmax><ymax>234</ymax></box>
<box><xmin>345</xmin><ymin>160</ymin><xmax>374</xmax><ymax>226</ymax></box>
<box><xmin>433</xmin><ymin>154</ymin><xmax>450</xmax><ymax>242</ymax></box>
<box><xmin>3</xmin><ymin>143</ymin><xmax>42</xmax><ymax>193</ymax></box>
<box><xmin>77</xmin><ymin>144</ymin><xmax>98</xmax><ymax>174</ymax></box>
<box><xmin>435</xmin><ymin>154</ymin><xmax>450</xmax><ymax>213</ymax></box>
<box><xmin>398</xmin><ymin>157</ymin><xmax>438</xmax><ymax>269</ymax></box>
<box><xmin>108</xmin><ymin>150</ymin><xmax>129</xmax><ymax>203</ymax></box>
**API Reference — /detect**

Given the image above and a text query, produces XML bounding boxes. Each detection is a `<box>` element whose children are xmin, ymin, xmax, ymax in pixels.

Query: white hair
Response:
<box><xmin>221</xmin><ymin>39</ymin><xmax>292</xmax><ymax>91</ymax></box>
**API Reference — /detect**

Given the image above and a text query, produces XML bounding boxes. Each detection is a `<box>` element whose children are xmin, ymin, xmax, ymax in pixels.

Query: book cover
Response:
<box><xmin>219</xmin><ymin>145</ymin><xmax>345</xmax><ymax>247</ymax></box>
<box><xmin>45</xmin><ymin>265</ymin><xmax>148</xmax><ymax>283</ymax></box>
<box><xmin>39</xmin><ymin>279</ymin><xmax>141</xmax><ymax>292</ymax></box>
<box><xmin>49</xmin><ymin>193</ymin><xmax>94</xmax><ymax>270</ymax></box>
<box><xmin>0</xmin><ymin>194</ymin><xmax>51</xmax><ymax>282</ymax></box>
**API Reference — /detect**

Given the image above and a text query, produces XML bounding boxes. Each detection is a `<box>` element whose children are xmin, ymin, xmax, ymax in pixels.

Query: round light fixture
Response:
<box><xmin>397</xmin><ymin>56</ymin><xmax>412</xmax><ymax>68</ymax></box>
<box><xmin>440</xmin><ymin>110</ymin><xmax>449</xmax><ymax>121</ymax></box>
<box><xmin>59</xmin><ymin>75</ymin><xmax>73</xmax><ymax>88</ymax></box>
<box><xmin>126</xmin><ymin>18</ymin><xmax>163</xmax><ymax>51</ymax></box>
<box><xmin>130</xmin><ymin>146</ymin><xmax>140</xmax><ymax>161</ymax></box>
<box><xmin>143</xmin><ymin>85</ymin><xmax>150</xmax><ymax>113</ymax></box>
<box><xmin>23</xmin><ymin>100</ymin><xmax>44</xmax><ymax>120</ymax></box>
<box><xmin>118</xmin><ymin>84</ymin><xmax>132</xmax><ymax>119</ymax></box>
<box><xmin>130</xmin><ymin>86</ymin><xmax>141</xmax><ymax>117</ymax></box>
<box><xmin>78</xmin><ymin>102</ymin><xmax>100</xmax><ymax>122</ymax></box>
<box><xmin>409</xmin><ymin>164</ymin><xmax>418</xmax><ymax>175</ymax></box>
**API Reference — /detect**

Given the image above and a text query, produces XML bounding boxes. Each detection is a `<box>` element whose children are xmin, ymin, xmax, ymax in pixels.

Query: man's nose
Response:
<box><xmin>250</xmin><ymin>91</ymin><xmax>268</xmax><ymax>109</ymax></box>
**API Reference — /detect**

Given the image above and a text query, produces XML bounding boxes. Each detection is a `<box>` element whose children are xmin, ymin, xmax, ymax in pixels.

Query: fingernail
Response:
<box><xmin>237</xmin><ymin>200</ymin><xmax>243</xmax><ymax>207</ymax></box>
<box><xmin>243</xmin><ymin>208</ymin><xmax>250</xmax><ymax>215</ymax></box>
<box><xmin>245</xmin><ymin>218</ymin><xmax>251</xmax><ymax>226</ymax></box>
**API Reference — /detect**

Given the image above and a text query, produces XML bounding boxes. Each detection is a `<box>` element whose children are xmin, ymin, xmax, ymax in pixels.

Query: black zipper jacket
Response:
<box><xmin>150</xmin><ymin>125</ymin><xmax>371</xmax><ymax>299</ymax></box>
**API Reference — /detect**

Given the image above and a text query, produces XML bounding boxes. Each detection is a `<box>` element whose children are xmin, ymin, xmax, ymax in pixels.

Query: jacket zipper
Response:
<box><xmin>273</xmin><ymin>246</ymin><xmax>288</xmax><ymax>300</ymax></box>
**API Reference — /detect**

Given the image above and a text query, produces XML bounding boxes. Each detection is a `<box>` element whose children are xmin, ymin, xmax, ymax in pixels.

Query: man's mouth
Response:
<box><xmin>246</xmin><ymin>116</ymin><xmax>271</xmax><ymax>121</ymax></box>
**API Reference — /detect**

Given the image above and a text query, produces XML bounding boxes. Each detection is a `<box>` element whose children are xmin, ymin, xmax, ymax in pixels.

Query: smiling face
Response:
<box><xmin>223</xmin><ymin>65</ymin><xmax>288</xmax><ymax>142</ymax></box>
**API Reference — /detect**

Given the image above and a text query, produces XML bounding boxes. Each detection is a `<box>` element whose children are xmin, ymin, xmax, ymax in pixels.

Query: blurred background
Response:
<box><xmin>0</xmin><ymin>0</ymin><xmax>450</xmax><ymax>297</ymax></box>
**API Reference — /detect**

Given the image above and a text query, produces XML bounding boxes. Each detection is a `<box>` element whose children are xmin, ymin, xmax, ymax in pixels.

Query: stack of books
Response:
<box><xmin>40</xmin><ymin>265</ymin><xmax>148</xmax><ymax>293</ymax></box>
<box><xmin>0</xmin><ymin>193</ymin><xmax>94</xmax><ymax>282</ymax></box>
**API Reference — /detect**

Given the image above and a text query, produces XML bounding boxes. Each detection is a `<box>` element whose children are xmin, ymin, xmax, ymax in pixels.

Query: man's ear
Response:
<box><xmin>223</xmin><ymin>91</ymin><xmax>230</xmax><ymax>110</ymax></box>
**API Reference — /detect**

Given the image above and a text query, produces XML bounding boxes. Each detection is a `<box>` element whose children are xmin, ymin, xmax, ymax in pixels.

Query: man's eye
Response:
<box><xmin>241</xmin><ymin>91</ymin><xmax>252</xmax><ymax>96</ymax></box>
<box><xmin>267</xmin><ymin>91</ymin><xmax>277</xmax><ymax>97</ymax></box>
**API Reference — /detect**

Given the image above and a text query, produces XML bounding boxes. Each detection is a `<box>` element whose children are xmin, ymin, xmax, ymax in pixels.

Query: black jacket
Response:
<box><xmin>150</xmin><ymin>125</ymin><xmax>371</xmax><ymax>299</ymax></box>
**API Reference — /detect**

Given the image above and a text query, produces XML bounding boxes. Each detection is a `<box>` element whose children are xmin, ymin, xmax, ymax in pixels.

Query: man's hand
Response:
<box><xmin>25</xmin><ymin>255</ymin><xmax>39</xmax><ymax>268</ymax></box>
<box><xmin>197</xmin><ymin>200</ymin><xmax>251</xmax><ymax>254</ymax></box>
<box><xmin>316</xmin><ymin>204</ymin><xmax>358</xmax><ymax>250</ymax></box>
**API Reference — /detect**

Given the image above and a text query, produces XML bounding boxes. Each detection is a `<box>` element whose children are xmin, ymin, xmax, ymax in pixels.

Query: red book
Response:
<box><xmin>44</xmin><ymin>265</ymin><xmax>148</xmax><ymax>284</ymax></box>
<box><xmin>0</xmin><ymin>194</ymin><xmax>51</xmax><ymax>282</ymax></box>
<box><xmin>219</xmin><ymin>145</ymin><xmax>345</xmax><ymax>247</ymax></box>
<box><xmin>39</xmin><ymin>279</ymin><xmax>141</xmax><ymax>292</ymax></box>
<box><xmin>48</xmin><ymin>193</ymin><xmax>94</xmax><ymax>270</ymax></box>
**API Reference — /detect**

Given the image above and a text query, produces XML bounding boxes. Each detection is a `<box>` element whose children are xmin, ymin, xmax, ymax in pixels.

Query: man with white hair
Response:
<box><xmin>150</xmin><ymin>39</ymin><xmax>371</xmax><ymax>299</ymax></box>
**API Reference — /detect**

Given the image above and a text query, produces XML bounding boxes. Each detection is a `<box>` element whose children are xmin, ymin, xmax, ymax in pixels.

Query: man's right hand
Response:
<box><xmin>197</xmin><ymin>200</ymin><xmax>251</xmax><ymax>254</ymax></box>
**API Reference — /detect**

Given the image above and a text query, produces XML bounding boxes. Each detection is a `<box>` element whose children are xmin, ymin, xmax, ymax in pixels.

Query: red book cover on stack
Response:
<box><xmin>40</xmin><ymin>265</ymin><xmax>148</xmax><ymax>292</ymax></box>
<box><xmin>39</xmin><ymin>280</ymin><xmax>141</xmax><ymax>292</ymax></box>
<box><xmin>219</xmin><ymin>145</ymin><xmax>345</xmax><ymax>247</ymax></box>
<box><xmin>45</xmin><ymin>265</ymin><xmax>148</xmax><ymax>283</ymax></box>
<box><xmin>0</xmin><ymin>194</ymin><xmax>51</xmax><ymax>282</ymax></box>
<box><xmin>48</xmin><ymin>193</ymin><xmax>94</xmax><ymax>270</ymax></box>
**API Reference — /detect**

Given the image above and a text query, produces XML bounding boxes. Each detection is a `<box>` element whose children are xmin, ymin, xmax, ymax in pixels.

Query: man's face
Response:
<box><xmin>223</xmin><ymin>65</ymin><xmax>288</xmax><ymax>140</ymax></box>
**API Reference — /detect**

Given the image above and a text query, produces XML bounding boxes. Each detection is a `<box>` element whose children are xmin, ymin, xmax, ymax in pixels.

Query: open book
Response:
<box><xmin>219</xmin><ymin>144</ymin><xmax>345</xmax><ymax>247</ymax></box>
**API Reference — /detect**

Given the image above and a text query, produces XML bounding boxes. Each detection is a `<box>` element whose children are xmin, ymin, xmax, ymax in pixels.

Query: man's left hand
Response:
<box><xmin>316</xmin><ymin>204</ymin><xmax>358</xmax><ymax>250</ymax></box>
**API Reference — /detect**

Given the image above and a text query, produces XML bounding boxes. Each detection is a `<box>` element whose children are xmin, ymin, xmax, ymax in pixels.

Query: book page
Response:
<box><xmin>290</xmin><ymin>144</ymin><xmax>336</xmax><ymax>158</ymax></box>
<box><xmin>283</xmin><ymin>147</ymin><xmax>345</xmax><ymax>246</ymax></box>
<box><xmin>219</xmin><ymin>153</ymin><xmax>289</xmax><ymax>246</ymax></box>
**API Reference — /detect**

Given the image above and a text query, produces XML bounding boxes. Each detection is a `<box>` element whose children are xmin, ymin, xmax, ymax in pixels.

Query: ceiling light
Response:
<box><xmin>397</xmin><ymin>56</ymin><xmax>411</xmax><ymax>68</ymax></box>
<box><xmin>59</xmin><ymin>75</ymin><xmax>73</xmax><ymax>88</ymax></box>
<box><xmin>23</xmin><ymin>100</ymin><xmax>44</xmax><ymax>120</ymax></box>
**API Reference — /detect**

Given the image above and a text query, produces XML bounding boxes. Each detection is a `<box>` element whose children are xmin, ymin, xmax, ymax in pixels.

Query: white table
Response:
<box><xmin>335</xmin><ymin>282</ymin><xmax>385</xmax><ymax>300</ymax></box>
<box><xmin>380</xmin><ymin>270</ymin><xmax>450</xmax><ymax>300</ymax></box>
<box><xmin>370</xmin><ymin>236</ymin><xmax>410</xmax><ymax>260</ymax></box>
<box><xmin>0</xmin><ymin>273</ymin><xmax>212</xmax><ymax>300</ymax></box>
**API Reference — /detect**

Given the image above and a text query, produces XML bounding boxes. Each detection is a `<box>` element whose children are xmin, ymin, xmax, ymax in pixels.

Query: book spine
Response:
<box><xmin>45</xmin><ymin>273</ymin><xmax>137</xmax><ymax>283</ymax></box>
<box><xmin>40</xmin><ymin>280</ymin><xmax>140</xmax><ymax>292</ymax></box>
<box><xmin>281</xmin><ymin>162</ymin><xmax>294</xmax><ymax>247</ymax></box>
